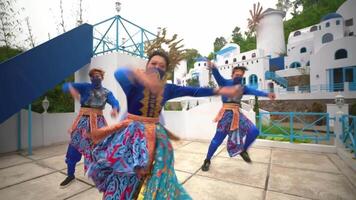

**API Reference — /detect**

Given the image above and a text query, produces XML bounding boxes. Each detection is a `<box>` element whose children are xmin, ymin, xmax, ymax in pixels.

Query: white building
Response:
<box><xmin>284</xmin><ymin>0</ymin><xmax>356</xmax><ymax>92</ymax></box>
<box><xmin>192</xmin><ymin>0</ymin><xmax>356</xmax><ymax>95</ymax></box>
<box><xmin>199</xmin><ymin>8</ymin><xmax>286</xmax><ymax>91</ymax></box>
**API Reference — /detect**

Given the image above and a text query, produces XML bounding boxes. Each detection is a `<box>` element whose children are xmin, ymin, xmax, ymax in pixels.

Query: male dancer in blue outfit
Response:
<box><xmin>60</xmin><ymin>68</ymin><xmax>120</xmax><ymax>188</ymax></box>
<box><xmin>202</xmin><ymin>62</ymin><xmax>275</xmax><ymax>171</ymax></box>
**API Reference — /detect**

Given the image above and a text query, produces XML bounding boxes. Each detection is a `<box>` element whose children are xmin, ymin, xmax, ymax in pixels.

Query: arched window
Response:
<box><xmin>300</xmin><ymin>47</ymin><xmax>307</xmax><ymax>53</ymax></box>
<box><xmin>225</xmin><ymin>60</ymin><xmax>228</xmax><ymax>64</ymax></box>
<box><xmin>204</xmin><ymin>63</ymin><xmax>206</xmax><ymax>66</ymax></box>
<box><xmin>198</xmin><ymin>63</ymin><xmax>200</xmax><ymax>66</ymax></box>
<box><xmin>322</xmin><ymin>33</ymin><xmax>333</xmax><ymax>44</ymax></box>
<box><xmin>336</xmin><ymin>20</ymin><xmax>340</xmax><ymax>25</ymax></box>
<box><xmin>249</xmin><ymin>74</ymin><xmax>258</xmax><ymax>86</ymax></box>
<box><xmin>233</xmin><ymin>58</ymin><xmax>237</xmax><ymax>62</ymax></box>
<box><xmin>335</xmin><ymin>49</ymin><xmax>348</xmax><ymax>60</ymax></box>
<box><xmin>242</xmin><ymin>55</ymin><xmax>246</xmax><ymax>60</ymax></box>
<box><xmin>242</xmin><ymin>77</ymin><xmax>246</xmax><ymax>85</ymax></box>
<box><xmin>326</xmin><ymin>22</ymin><xmax>330</xmax><ymax>28</ymax></box>
<box><xmin>306</xmin><ymin>61</ymin><xmax>310</xmax><ymax>66</ymax></box>
<box><xmin>290</xmin><ymin>62</ymin><xmax>301</xmax><ymax>68</ymax></box>
<box><xmin>294</xmin><ymin>31</ymin><xmax>301</xmax><ymax>37</ymax></box>
<box><xmin>310</xmin><ymin>26</ymin><xmax>318</xmax><ymax>32</ymax></box>
<box><xmin>252</xmin><ymin>53</ymin><xmax>256</xmax><ymax>58</ymax></box>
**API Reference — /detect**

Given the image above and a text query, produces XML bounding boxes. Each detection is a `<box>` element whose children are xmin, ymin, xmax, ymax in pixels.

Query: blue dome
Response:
<box><xmin>321</xmin><ymin>13</ymin><xmax>343</xmax><ymax>22</ymax></box>
<box><xmin>195</xmin><ymin>57</ymin><xmax>208</xmax><ymax>62</ymax></box>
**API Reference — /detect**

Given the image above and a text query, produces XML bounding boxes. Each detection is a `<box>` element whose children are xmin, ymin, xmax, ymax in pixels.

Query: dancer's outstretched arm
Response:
<box><xmin>244</xmin><ymin>86</ymin><xmax>276</xmax><ymax>100</ymax></box>
<box><xmin>208</xmin><ymin>61</ymin><xmax>229</xmax><ymax>86</ymax></box>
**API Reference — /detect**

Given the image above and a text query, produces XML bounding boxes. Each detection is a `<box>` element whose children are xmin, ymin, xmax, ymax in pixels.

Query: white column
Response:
<box><xmin>344</xmin><ymin>82</ymin><xmax>350</xmax><ymax>92</ymax></box>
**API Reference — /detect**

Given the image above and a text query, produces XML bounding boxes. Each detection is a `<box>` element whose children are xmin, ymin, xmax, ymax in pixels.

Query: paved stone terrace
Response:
<box><xmin>0</xmin><ymin>141</ymin><xmax>355</xmax><ymax>200</ymax></box>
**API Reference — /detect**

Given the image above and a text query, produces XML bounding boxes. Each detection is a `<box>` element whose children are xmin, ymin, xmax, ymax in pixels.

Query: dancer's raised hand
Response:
<box><xmin>133</xmin><ymin>69</ymin><xmax>164</xmax><ymax>95</ymax></box>
<box><xmin>207</xmin><ymin>60</ymin><xmax>217</xmax><ymax>70</ymax></box>
<box><xmin>68</xmin><ymin>84</ymin><xmax>80</xmax><ymax>101</ymax></box>
<box><xmin>268</xmin><ymin>93</ymin><xmax>276</xmax><ymax>100</ymax></box>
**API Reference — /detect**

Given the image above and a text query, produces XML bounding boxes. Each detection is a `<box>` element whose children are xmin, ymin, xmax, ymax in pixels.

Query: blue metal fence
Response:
<box><xmin>92</xmin><ymin>15</ymin><xmax>157</xmax><ymax>57</ymax></box>
<box><xmin>340</xmin><ymin>115</ymin><xmax>356</xmax><ymax>158</ymax></box>
<box><xmin>257</xmin><ymin>112</ymin><xmax>331</xmax><ymax>144</ymax></box>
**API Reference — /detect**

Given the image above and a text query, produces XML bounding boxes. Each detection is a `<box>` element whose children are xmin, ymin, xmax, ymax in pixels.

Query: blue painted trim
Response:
<box><xmin>27</xmin><ymin>105</ymin><xmax>32</xmax><ymax>155</ymax></box>
<box><xmin>116</xmin><ymin>16</ymin><xmax>119</xmax><ymax>50</ymax></box>
<box><xmin>140</xmin><ymin>28</ymin><xmax>144</xmax><ymax>58</ymax></box>
<box><xmin>93</xmin><ymin>18</ymin><xmax>116</xmax><ymax>53</ymax></box>
<box><xmin>216</xmin><ymin>46</ymin><xmax>236</xmax><ymax>55</ymax></box>
<box><xmin>17</xmin><ymin>112</ymin><xmax>21</xmax><ymax>151</ymax></box>
<box><xmin>93</xmin><ymin>15</ymin><xmax>116</xmax><ymax>26</ymax></box>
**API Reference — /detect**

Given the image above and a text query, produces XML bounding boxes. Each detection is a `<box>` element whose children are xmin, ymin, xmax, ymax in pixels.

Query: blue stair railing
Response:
<box><xmin>265</xmin><ymin>71</ymin><xmax>288</xmax><ymax>88</ymax></box>
<box><xmin>92</xmin><ymin>15</ymin><xmax>157</xmax><ymax>58</ymax></box>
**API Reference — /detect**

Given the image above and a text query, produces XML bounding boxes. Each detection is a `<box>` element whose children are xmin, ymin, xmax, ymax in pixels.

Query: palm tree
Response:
<box><xmin>247</xmin><ymin>2</ymin><xmax>264</xmax><ymax>34</ymax></box>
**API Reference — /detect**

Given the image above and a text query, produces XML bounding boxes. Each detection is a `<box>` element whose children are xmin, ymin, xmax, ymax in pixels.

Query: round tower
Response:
<box><xmin>256</xmin><ymin>8</ymin><xmax>286</xmax><ymax>58</ymax></box>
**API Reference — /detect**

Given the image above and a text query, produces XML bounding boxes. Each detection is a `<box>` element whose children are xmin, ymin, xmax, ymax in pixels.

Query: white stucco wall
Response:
<box><xmin>174</xmin><ymin>60</ymin><xmax>187</xmax><ymax>85</ymax></box>
<box><xmin>0</xmin><ymin>110</ymin><xmax>76</xmax><ymax>154</ymax></box>
<box><xmin>257</xmin><ymin>9</ymin><xmax>286</xmax><ymax>58</ymax></box>
<box><xmin>285</xmin><ymin>38</ymin><xmax>313</xmax><ymax>68</ymax></box>
<box><xmin>337</xmin><ymin>0</ymin><xmax>356</xmax><ymax>35</ymax></box>
<box><xmin>0</xmin><ymin>113</ymin><xmax>18</xmax><ymax>153</ymax></box>
<box><xmin>313</xmin><ymin>17</ymin><xmax>345</xmax><ymax>53</ymax></box>
<box><xmin>216</xmin><ymin>43</ymin><xmax>240</xmax><ymax>66</ymax></box>
<box><xmin>326</xmin><ymin>104</ymin><xmax>349</xmax><ymax>126</ymax></box>
<box><xmin>310</xmin><ymin>37</ymin><xmax>356</xmax><ymax>86</ymax></box>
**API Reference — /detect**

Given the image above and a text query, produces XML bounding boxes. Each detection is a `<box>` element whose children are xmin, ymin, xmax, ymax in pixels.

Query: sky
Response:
<box><xmin>16</xmin><ymin>0</ymin><xmax>280</xmax><ymax>56</ymax></box>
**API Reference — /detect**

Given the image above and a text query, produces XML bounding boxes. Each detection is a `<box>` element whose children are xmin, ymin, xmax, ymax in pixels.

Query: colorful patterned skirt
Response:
<box><xmin>87</xmin><ymin>118</ymin><xmax>191</xmax><ymax>200</ymax></box>
<box><xmin>70</xmin><ymin>115</ymin><xmax>107</xmax><ymax>171</ymax></box>
<box><xmin>217</xmin><ymin>110</ymin><xmax>254</xmax><ymax>157</ymax></box>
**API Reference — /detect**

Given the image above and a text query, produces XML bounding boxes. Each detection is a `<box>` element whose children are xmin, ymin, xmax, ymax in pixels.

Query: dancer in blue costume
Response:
<box><xmin>60</xmin><ymin>68</ymin><xmax>120</xmax><ymax>188</ymax></box>
<box><xmin>201</xmin><ymin>62</ymin><xmax>275</xmax><ymax>171</ymax></box>
<box><xmin>87</xmin><ymin>51</ymin><xmax>242</xmax><ymax>200</ymax></box>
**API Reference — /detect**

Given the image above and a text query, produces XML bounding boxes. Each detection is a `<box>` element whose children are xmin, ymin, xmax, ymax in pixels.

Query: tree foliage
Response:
<box><xmin>276</xmin><ymin>0</ymin><xmax>293</xmax><ymax>14</ymax></box>
<box><xmin>186</xmin><ymin>78</ymin><xmax>199</xmax><ymax>87</ymax></box>
<box><xmin>0</xmin><ymin>0</ymin><xmax>22</xmax><ymax>48</ymax></box>
<box><xmin>184</xmin><ymin>48</ymin><xmax>201</xmax><ymax>72</ymax></box>
<box><xmin>231</xmin><ymin>26</ymin><xmax>256</xmax><ymax>52</ymax></box>
<box><xmin>213</xmin><ymin>36</ymin><xmax>227</xmax><ymax>52</ymax></box>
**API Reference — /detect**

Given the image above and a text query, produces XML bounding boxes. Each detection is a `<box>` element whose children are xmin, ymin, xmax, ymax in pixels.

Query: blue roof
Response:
<box><xmin>0</xmin><ymin>24</ymin><xmax>93</xmax><ymax>123</ymax></box>
<box><xmin>321</xmin><ymin>13</ymin><xmax>343</xmax><ymax>22</ymax></box>
<box><xmin>195</xmin><ymin>57</ymin><xmax>208</xmax><ymax>62</ymax></box>
<box><xmin>216</xmin><ymin>46</ymin><xmax>237</xmax><ymax>55</ymax></box>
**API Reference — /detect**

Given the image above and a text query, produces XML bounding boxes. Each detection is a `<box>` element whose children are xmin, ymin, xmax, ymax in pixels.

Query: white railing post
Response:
<box><xmin>344</xmin><ymin>82</ymin><xmax>350</xmax><ymax>92</ymax></box>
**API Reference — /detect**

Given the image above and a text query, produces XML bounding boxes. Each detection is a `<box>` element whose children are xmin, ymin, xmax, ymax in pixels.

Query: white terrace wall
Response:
<box><xmin>0</xmin><ymin>110</ymin><xmax>75</xmax><ymax>154</ymax></box>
